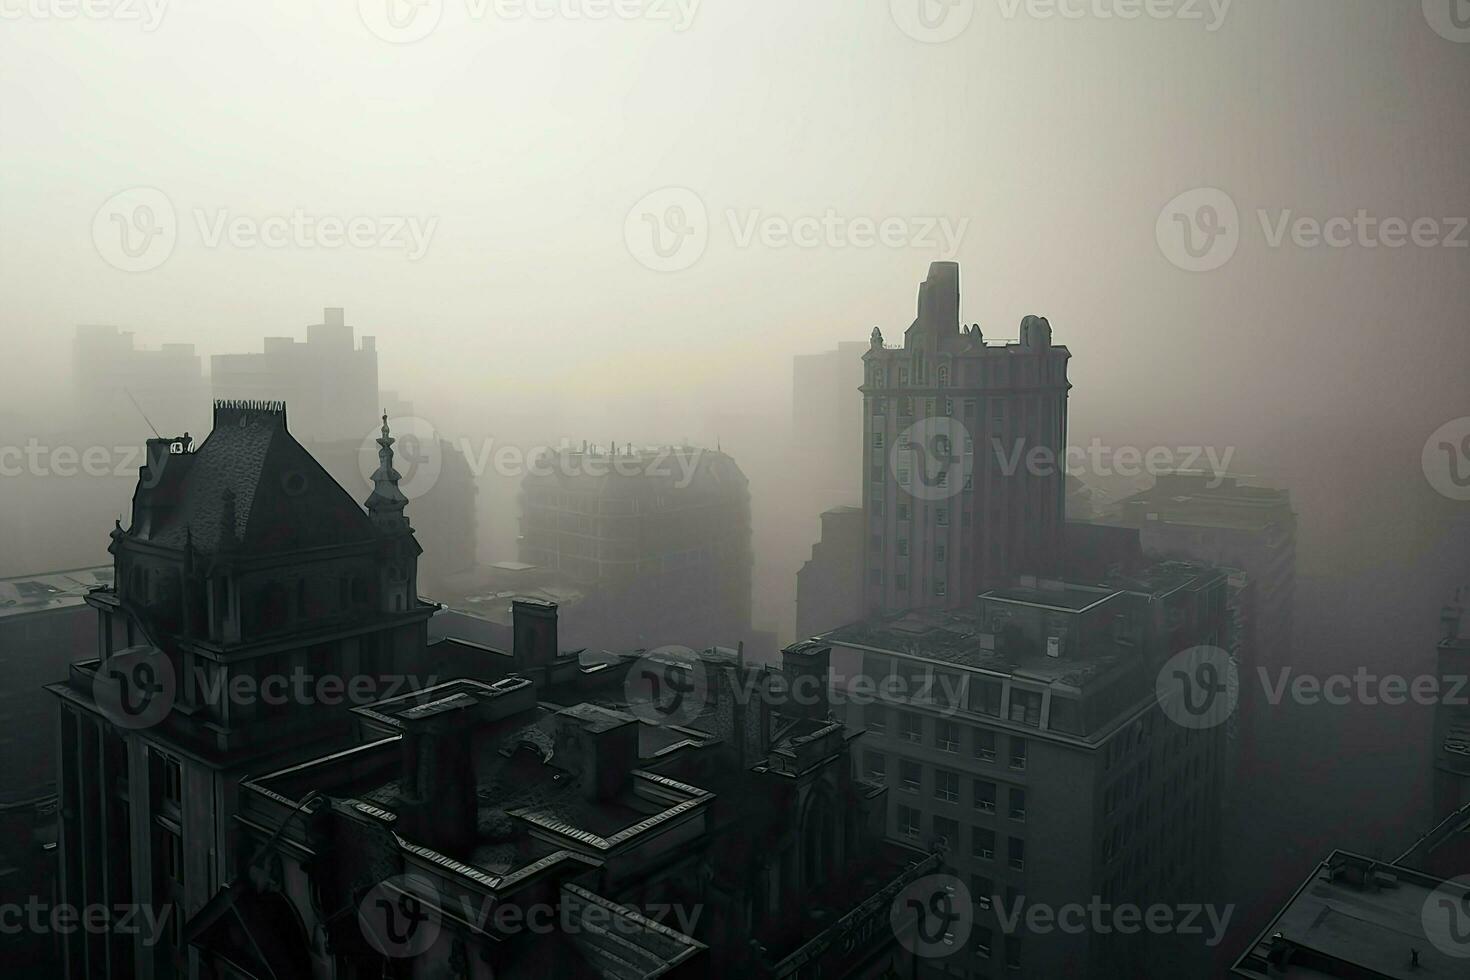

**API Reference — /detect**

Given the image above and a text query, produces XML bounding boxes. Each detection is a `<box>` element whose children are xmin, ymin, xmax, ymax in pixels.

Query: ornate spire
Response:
<box><xmin>365</xmin><ymin>411</ymin><xmax>410</xmax><ymax>531</ymax></box>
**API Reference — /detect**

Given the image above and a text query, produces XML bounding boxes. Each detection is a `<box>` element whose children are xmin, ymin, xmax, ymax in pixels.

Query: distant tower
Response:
<box><xmin>365</xmin><ymin>412</ymin><xmax>421</xmax><ymax>613</ymax></box>
<box><xmin>861</xmin><ymin>262</ymin><xmax>1070</xmax><ymax>613</ymax></box>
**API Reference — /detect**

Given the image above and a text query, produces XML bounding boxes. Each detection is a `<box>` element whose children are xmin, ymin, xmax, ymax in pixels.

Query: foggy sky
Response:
<box><xmin>2</xmin><ymin>1</ymin><xmax>1467</xmax><ymax>593</ymax></box>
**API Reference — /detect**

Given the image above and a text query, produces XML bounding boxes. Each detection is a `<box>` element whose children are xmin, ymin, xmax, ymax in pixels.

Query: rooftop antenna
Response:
<box><xmin>124</xmin><ymin>389</ymin><xmax>161</xmax><ymax>439</ymax></box>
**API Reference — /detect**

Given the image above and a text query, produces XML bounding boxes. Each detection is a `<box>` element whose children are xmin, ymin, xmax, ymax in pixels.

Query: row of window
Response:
<box><xmin>895</xmin><ymin>804</ymin><xmax>1028</xmax><ymax>871</ymax></box>
<box><xmin>865</xmin><ymin>708</ymin><xmax>1030</xmax><ymax>769</ymax></box>
<box><xmin>868</xmin><ymin>752</ymin><xmax>1028</xmax><ymax>819</ymax></box>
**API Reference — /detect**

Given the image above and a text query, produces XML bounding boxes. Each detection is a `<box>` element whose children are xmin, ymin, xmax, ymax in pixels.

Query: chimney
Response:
<box><xmin>552</xmin><ymin>705</ymin><xmax>638</xmax><ymax>803</ymax></box>
<box><xmin>397</xmin><ymin>692</ymin><xmax>478</xmax><ymax>855</ymax></box>
<box><xmin>781</xmin><ymin>639</ymin><xmax>832</xmax><ymax>721</ymax></box>
<box><xmin>513</xmin><ymin>599</ymin><xmax>559</xmax><ymax>672</ymax></box>
<box><xmin>392</xmin><ymin>678</ymin><xmax>537</xmax><ymax>855</ymax></box>
<box><xmin>132</xmin><ymin>435</ymin><xmax>192</xmax><ymax>535</ymax></box>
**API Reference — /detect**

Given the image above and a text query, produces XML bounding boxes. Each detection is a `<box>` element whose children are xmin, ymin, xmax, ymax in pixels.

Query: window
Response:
<box><xmin>865</xmin><ymin>704</ymin><xmax>887</xmax><ymax>735</ymax></box>
<box><xmin>935</xmin><ymin>470</ymin><xmax>948</xmax><ymax>488</ymax></box>
<box><xmin>899</xmin><ymin>368</ymin><xmax>910</xmax><ymax>385</ymax></box>
<box><xmin>871</xmin><ymin>394</ymin><xmax>885</xmax><ymax>412</ymax></box>
<box><xmin>934</xmin><ymin>579</ymin><xmax>947</xmax><ymax>598</ymax></box>
<box><xmin>1009</xmin><ymin>738</ymin><xmax>1028</xmax><ymax>771</ymax></box>
<box><xmin>974</xmin><ymin>729</ymin><xmax>997</xmax><ymax>762</ymax></box>
<box><xmin>896</xmin><ymin>573</ymin><xmax>909</xmax><ymax>591</ymax></box>
<box><xmin>973</xmin><ymin>827</ymin><xmax>995</xmax><ymax>861</ymax></box>
<box><xmin>897</xmin><ymin>538</ymin><xmax>909</xmax><ymax>558</ymax></box>
<box><xmin>1005</xmin><ymin>937</ymin><xmax>1021</xmax><ymax>970</ymax></box>
<box><xmin>936</xmin><ymin>507</ymin><xmax>949</xmax><ymax>526</ymax></box>
<box><xmin>963</xmin><ymin>473</ymin><xmax>974</xmax><ymax>491</ymax></box>
<box><xmin>975</xmin><ymin>925</ymin><xmax>992</xmax><ymax>958</ymax></box>
<box><xmin>1010</xmin><ymin>788</ymin><xmax>1027</xmax><ymax>821</ymax></box>
<box><xmin>934</xmin><ymin>816</ymin><xmax>959</xmax><ymax>847</ymax></box>
<box><xmin>873</xmin><ymin>432</ymin><xmax>885</xmax><ymax>450</ymax></box>
<box><xmin>935</xmin><ymin>720</ymin><xmax>960</xmax><ymax>752</ymax></box>
<box><xmin>972</xmin><ymin>876</ymin><xmax>994</xmax><ymax>910</ymax></box>
<box><xmin>974</xmin><ymin>780</ymin><xmax>996</xmax><ymax>813</ymax></box>
<box><xmin>964</xmin><ymin>398</ymin><xmax>976</xmax><ymax>415</ymax></box>
<box><xmin>935</xmin><ymin>770</ymin><xmax>960</xmax><ymax>803</ymax></box>
<box><xmin>1009</xmin><ymin>838</ymin><xmax>1026</xmax><ymax>871</ymax></box>
<box><xmin>865</xmin><ymin>752</ymin><xmax>886</xmax><ymax>780</ymax></box>
<box><xmin>1009</xmin><ymin>690</ymin><xmax>1042</xmax><ymax>728</ymax></box>
<box><xmin>944</xmin><ymin>397</ymin><xmax>954</xmax><ymax>415</ymax></box>
<box><xmin>898</xmin><ymin>805</ymin><xmax>921</xmax><ymax>838</ymax></box>
<box><xmin>936</xmin><ymin>543</ymin><xmax>946</xmax><ymax>562</ymax></box>
<box><xmin>870</xmin><ymin>464</ymin><xmax>884</xmax><ymax>483</ymax></box>
<box><xmin>870</xmin><ymin>490</ymin><xmax>884</xmax><ymax>515</ymax></box>
<box><xmin>899</xmin><ymin>395</ymin><xmax>912</xmax><ymax>415</ymax></box>
<box><xmin>897</xmin><ymin>501</ymin><xmax>911</xmax><ymax>521</ymax></box>
<box><xmin>938</xmin><ymin>366</ymin><xmax>950</xmax><ymax>387</ymax></box>
<box><xmin>901</xmin><ymin>760</ymin><xmax>922</xmax><ymax>793</ymax></box>
<box><xmin>898</xmin><ymin>466</ymin><xmax>911</xmax><ymax>486</ymax></box>
<box><xmin>901</xmin><ymin>713</ymin><xmax>923</xmax><ymax>743</ymax></box>
<box><xmin>971</xmin><ymin>680</ymin><xmax>1002</xmax><ymax>717</ymax></box>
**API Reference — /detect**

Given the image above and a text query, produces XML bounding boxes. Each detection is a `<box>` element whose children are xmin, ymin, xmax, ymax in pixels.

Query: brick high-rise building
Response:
<box><xmin>860</xmin><ymin>262</ymin><xmax>1071</xmax><ymax>616</ymax></box>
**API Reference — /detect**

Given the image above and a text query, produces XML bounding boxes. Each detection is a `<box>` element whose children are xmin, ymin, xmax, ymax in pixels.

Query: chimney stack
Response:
<box><xmin>513</xmin><ymin>599</ymin><xmax>559</xmax><ymax>672</ymax></box>
<box><xmin>781</xmin><ymin>639</ymin><xmax>832</xmax><ymax>721</ymax></box>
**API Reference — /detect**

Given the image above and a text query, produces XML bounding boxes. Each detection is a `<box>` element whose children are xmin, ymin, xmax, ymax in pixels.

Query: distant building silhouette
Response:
<box><xmin>211</xmin><ymin>307</ymin><xmax>378</xmax><ymax>443</ymax></box>
<box><xmin>515</xmin><ymin>445</ymin><xmax>755</xmax><ymax>653</ymax></box>
<box><xmin>1101</xmin><ymin>470</ymin><xmax>1297</xmax><ymax>673</ymax></box>
<box><xmin>792</xmin><ymin>341</ymin><xmax>867</xmax><ymax>503</ymax></box>
<box><xmin>73</xmin><ymin>325</ymin><xmax>207</xmax><ymax>437</ymax></box>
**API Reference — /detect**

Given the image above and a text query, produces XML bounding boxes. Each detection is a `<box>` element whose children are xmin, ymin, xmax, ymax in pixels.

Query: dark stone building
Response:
<box><xmin>46</xmin><ymin>402</ymin><xmax>934</xmax><ymax>979</ymax></box>
<box><xmin>47</xmin><ymin>401</ymin><xmax>434</xmax><ymax>978</ymax></box>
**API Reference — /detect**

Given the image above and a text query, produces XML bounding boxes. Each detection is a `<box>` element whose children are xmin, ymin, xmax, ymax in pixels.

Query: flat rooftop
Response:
<box><xmin>0</xmin><ymin>566</ymin><xmax>112</xmax><ymax>620</ymax></box>
<box><xmin>1233</xmin><ymin>851</ymin><xmax>1468</xmax><ymax>979</ymax></box>
<box><xmin>826</xmin><ymin>606</ymin><xmax>1126</xmax><ymax>689</ymax></box>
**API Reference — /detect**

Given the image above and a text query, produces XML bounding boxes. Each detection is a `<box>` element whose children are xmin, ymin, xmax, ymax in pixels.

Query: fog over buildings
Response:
<box><xmin>2</xmin><ymin>3</ymin><xmax>1469</xmax><ymax>979</ymax></box>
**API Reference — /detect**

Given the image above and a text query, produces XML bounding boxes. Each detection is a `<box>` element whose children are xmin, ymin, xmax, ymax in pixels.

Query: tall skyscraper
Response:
<box><xmin>861</xmin><ymin>262</ymin><xmax>1071</xmax><ymax>615</ymax></box>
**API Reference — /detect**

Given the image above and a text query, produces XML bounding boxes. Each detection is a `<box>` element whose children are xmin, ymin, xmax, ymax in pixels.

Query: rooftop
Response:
<box><xmin>0</xmin><ymin>566</ymin><xmax>113</xmax><ymax>620</ymax></box>
<box><xmin>826</xmin><ymin>605</ymin><xmax>1126</xmax><ymax>689</ymax></box>
<box><xmin>1233</xmin><ymin>851</ymin><xmax>1468</xmax><ymax>979</ymax></box>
